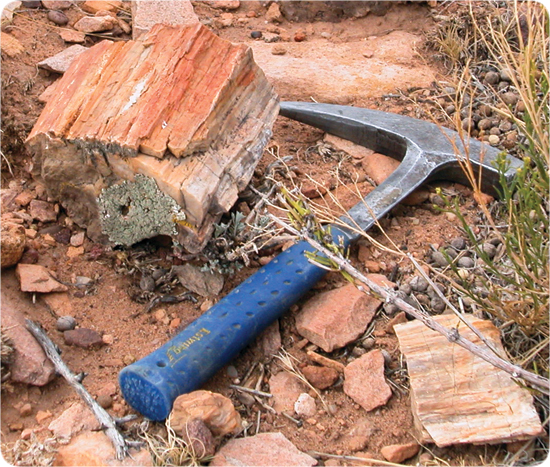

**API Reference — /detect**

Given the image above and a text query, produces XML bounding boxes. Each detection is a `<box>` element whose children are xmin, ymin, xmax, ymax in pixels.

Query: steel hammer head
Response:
<box><xmin>279</xmin><ymin>102</ymin><xmax>523</xmax><ymax>198</ymax></box>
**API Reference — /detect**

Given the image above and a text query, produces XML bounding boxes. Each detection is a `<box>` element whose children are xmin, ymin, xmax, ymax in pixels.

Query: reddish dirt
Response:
<box><xmin>1</xmin><ymin>2</ymin><xmax>506</xmax><ymax>466</ymax></box>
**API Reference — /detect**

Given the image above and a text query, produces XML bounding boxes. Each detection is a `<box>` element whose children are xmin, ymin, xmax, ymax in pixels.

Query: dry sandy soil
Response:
<box><xmin>0</xmin><ymin>1</ymin><xmax>517</xmax><ymax>465</ymax></box>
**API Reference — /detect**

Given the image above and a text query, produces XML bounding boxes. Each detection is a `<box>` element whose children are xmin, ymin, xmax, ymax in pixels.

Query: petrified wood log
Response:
<box><xmin>26</xmin><ymin>23</ymin><xmax>279</xmax><ymax>252</ymax></box>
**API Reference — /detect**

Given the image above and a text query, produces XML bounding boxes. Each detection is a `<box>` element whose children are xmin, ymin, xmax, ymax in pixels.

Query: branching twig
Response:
<box><xmin>271</xmin><ymin>217</ymin><xmax>550</xmax><ymax>394</ymax></box>
<box><xmin>25</xmin><ymin>320</ymin><xmax>129</xmax><ymax>460</ymax></box>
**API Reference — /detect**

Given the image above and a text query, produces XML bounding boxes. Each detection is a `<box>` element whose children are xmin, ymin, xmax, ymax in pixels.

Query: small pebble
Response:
<box><xmin>501</xmin><ymin>92</ymin><xmax>519</xmax><ymax>106</ymax></box>
<box><xmin>398</xmin><ymin>283</ymin><xmax>412</xmax><ymax>295</ymax></box>
<box><xmin>444</xmin><ymin>104</ymin><xmax>456</xmax><ymax>114</ymax></box>
<box><xmin>361</xmin><ymin>337</ymin><xmax>376</xmax><ymax>350</ymax></box>
<box><xmin>409</xmin><ymin>275</ymin><xmax>428</xmax><ymax>293</ymax></box>
<box><xmin>484</xmin><ymin>71</ymin><xmax>500</xmax><ymax>85</ymax></box>
<box><xmin>19</xmin><ymin>403</ymin><xmax>32</xmax><ymax>417</ymax></box>
<box><xmin>445</xmin><ymin>247</ymin><xmax>458</xmax><ymax>259</ymax></box>
<box><xmin>56</xmin><ymin>315</ymin><xmax>77</xmax><ymax>332</ymax></box>
<box><xmin>482</xmin><ymin>242</ymin><xmax>497</xmax><ymax>259</ymax></box>
<box><xmin>450</xmin><ymin>237</ymin><xmax>466</xmax><ymax>250</ymax></box>
<box><xmin>226</xmin><ymin>365</ymin><xmax>238</xmax><ymax>379</ymax></box>
<box><xmin>47</xmin><ymin>10</ymin><xmax>68</xmax><ymax>25</ymax></box>
<box><xmin>457</xmin><ymin>256</ymin><xmax>475</xmax><ymax>268</ymax></box>
<box><xmin>96</xmin><ymin>394</ymin><xmax>113</xmax><ymax>409</ymax></box>
<box><xmin>250</xmin><ymin>30</ymin><xmax>262</xmax><ymax>39</ymax></box>
<box><xmin>139</xmin><ymin>274</ymin><xmax>155</xmax><ymax>292</ymax></box>
<box><xmin>477</xmin><ymin>118</ymin><xmax>493</xmax><ymax>131</ymax></box>
<box><xmin>431</xmin><ymin>251</ymin><xmax>449</xmax><ymax>268</ymax></box>
<box><xmin>499</xmin><ymin>120</ymin><xmax>513</xmax><ymax>132</ymax></box>
<box><xmin>351</xmin><ymin>346</ymin><xmax>366</xmax><ymax>357</ymax></box>
<box><xmin>430</xmin><ymin>297</ymin><xmax>446</xmax><ymax>313</ymax></box>
<box><xmin>478</xmin><ymin>104</ymin><xmax>493</xmax><ymax>117</ymax></box>
<box><xmin>271</xmin><ymin>44</ymin><xmax>287</xmax><ymax>55</ymax></box>
<box><xmin>294</xmin><ymin>30</ymin><xmax>306</xmax><ymax>42</ymax></box>
<box><xmin>488</xmin><ymin>134</ymin><xmax>500</xmax><ymax>146</ymax></box>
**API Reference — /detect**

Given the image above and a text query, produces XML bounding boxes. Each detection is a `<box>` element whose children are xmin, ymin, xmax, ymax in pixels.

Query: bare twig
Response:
<box><xmin>271</xmin><ymin>217</ymin><xmax>550</xmax><ymax>394</ymax></box>
<box><xmin>25</xmin><ymin>320</ymin><xmax>129</xmax><ymax>460</ymax></box>
<box><xmin>229</xmin><ymin>385</ymin><xmax>273</xmax><ymax>398</ymax></box>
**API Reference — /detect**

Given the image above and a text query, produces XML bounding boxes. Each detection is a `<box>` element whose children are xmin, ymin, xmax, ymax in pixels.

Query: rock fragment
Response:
<box><xmin>343</xmin><ymin>349</ymin><xmax>392</xmax><ymax>412</ymax></box>
<box><xmin>302</xmin><ymin>365</ymin><xmax>339</xmax><ymax>389</ymax></box>
<box><xmin>295</xmin><ymin>284</ymin><xmax>379</xmax><ymax>352</ymax></box>
<box><xmin>81</xmin><ymin>0</ymin><xmax>121</xmax><ymax>13</ymax></box>
<box><xmin>54</xmin><ymin>431</ymin><xmax>153</xmax><ymax>466</ymax></box>
<box><xmin>170</xmin><ymin>390</ymin><xmax>241</xmax><ymax>437</ymax></box>
<box><xmin>210</xmin><ymin>432</ymin><xmax>317</xmax><ymax>466</ymax></box>
<box><xmin>48</xmin><ymin>403</ymin><xmax>101</xmax><ymax>439</ymax></box>
<box><xmin>63</xmin><ymin>328</ymin><xmax>104</xmax><ymax>348</ymax></box>
<box><xmin>268</xmin><ymin>371</ymin><xmax>306</xmax><ymax>413</ymax></box>
<box><xmin>74</xmin><ymin>15</ymin><xmax>118</xmax><ymax>33</ymax></box>
<box><xmin>131</xmin><ymin>0</ymin><xmax>199</xmax><ymax>39</ymax></box>
<box><xmin>380</xmin><ymin>442</ymin><xmax>420</xmax><ymax>463</ymax></box>
<box><xmin>37</xmin><ymin>45</ymin><xmax>88</xmax><ymax>73</ymax></box>
<box><xmin>173</xmin><ymin>264</ymin><xmax>224</xmax><ymax>297</ymax></box>
<box><xmin>1</xmin><ymin>221</ymin><xmax>26</xmax><ymax>269</ymax></box>
<box><xmin>1</xmin><ymin>286</ymin><xmax>55</xmax><ymax>385</ymax></box>
<box><xmin>16</xmin><ymin>264</ymin><xmax>68</xmax><ymax>293</ymax></box>
<box><xmin>1</xmin><ymin>32</ymin><xmax>24</xmax><ymax>57</ymax></box>
<box><xmin>178</xmin><ymin>418</ymin><xmax>215</xmax><ymax>458</ymax></box>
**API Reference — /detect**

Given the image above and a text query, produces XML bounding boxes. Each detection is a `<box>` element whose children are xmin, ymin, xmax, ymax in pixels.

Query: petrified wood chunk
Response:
<box><xmin>394</xmin><ymin>314</ymin><xmax>544</xmax><ymax>447</ymax></box>
<box><xmin>26</xmin><ymin>23</ymin><xmax>279</xmax><ymax>253</ymax></box>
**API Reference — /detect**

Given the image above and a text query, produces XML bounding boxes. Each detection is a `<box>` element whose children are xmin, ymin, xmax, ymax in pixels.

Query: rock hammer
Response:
<box><xmin>119</xmin><ymin>102</ymin><xmax>522</xmax><ymax>420</ymax></box>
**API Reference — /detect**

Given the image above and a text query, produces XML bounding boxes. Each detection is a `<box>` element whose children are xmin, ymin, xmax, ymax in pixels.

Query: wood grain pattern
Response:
<box><xmin>394</xmin><ymin>314</ymin><xmax>543</xmax><ymax>447</ymax></box>
<box><xmin>26</xmin><ymin>23</ymin><xmax>278</xmax><ymax>252</ymax></box>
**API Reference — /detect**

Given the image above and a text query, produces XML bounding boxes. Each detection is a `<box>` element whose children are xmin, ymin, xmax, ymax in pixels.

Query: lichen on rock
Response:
<box><xmin>97</xmin><ymin>174</ymin><xmax>186</xmax><ymax>246</ymax></box>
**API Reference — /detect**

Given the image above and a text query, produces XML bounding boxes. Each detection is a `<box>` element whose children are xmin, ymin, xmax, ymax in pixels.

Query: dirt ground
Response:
<box><xmin>0</xmin><ymin>1</ymin><xmax>519</xmax><ymax>465</ymax></box>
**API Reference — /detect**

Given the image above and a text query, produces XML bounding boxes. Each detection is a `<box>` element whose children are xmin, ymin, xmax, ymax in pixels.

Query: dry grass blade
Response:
<box><xmin>140</xmin><ymin>416</ymin><xmax>211</xmax><ymax>467</ymax></box>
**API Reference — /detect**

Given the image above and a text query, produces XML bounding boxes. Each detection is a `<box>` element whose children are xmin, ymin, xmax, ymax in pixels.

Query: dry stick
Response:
<box><xmin>25</xmin><ymin>319</ymin><xmax>129</xmax><ymax>460</ymax></box>
<box><xmin>270</xmin><ymin>217</ymin><xmax>550</xmax><ymax>394</ymax></box>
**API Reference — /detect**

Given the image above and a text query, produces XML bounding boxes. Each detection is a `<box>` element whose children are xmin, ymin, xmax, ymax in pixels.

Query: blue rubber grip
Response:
<box><xmin>119</xmin><ymin>237</ymin><xmax>340</xmax><ymax>421</ymax></box>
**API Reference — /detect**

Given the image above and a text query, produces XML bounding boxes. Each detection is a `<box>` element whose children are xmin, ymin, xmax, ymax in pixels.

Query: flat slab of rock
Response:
<box><xmin>269</xmin><ymin>370</ymin><xmax>306</xmax><ymax>414</ymax></box>
<box><xmin>48</xmin><ymin>402</ymin><xmax>101</xmax><ymax>439</ymax></box>
<box><xmin>210</xmin><ymin>432</ymin><xmax>317</xmax><ymax>466</ymax></box>
<box><xmin>1</xmin><ymin>275</ymin><xmax>55</xmax><ymax>385</ymax></box>
<box><xmin>54</xmin><ymin>430</ymin><xmax>152</xmax><ymax>466</ymax></box>
<box><xmin>250</xmin><ymin>30</ymin><xmax>435</xmax><ymax>103</ymax></box>
<box><xmin>343</xmin><ymin>349</ymin><xmax>392</xmax><ymax>412</ymax></box>
<box><xmin>63</xmin><ymin>328</ymin><xmax>104</xmax><ymax>348</ymax></box>
<box><xmin>295</xmin><ymin>283</ymin><xmax>380</xmax><ymax>352</ymax></box>
<box><xmin>173</xmin><ymin>264</ymin><xmax>224</xmax><ymax>297</ymax></box>
<box><xmin>132</xmin><ymin>0</ymin><xmax>199</xmax><ymax>39</ymax></box>
<box><xmin>37</xmin><ymin>44</ymin><xmax>88</xmax><ymax>73</ymax></box>
<box><xmin>16</xmin><ymin>263</ymin><xmax>68</xmax><ymax>293</ymax></box>
<box><xmin>394</xmin><ymin>314</ymin><xmax>544</xmax><ymax>446</ymax></box>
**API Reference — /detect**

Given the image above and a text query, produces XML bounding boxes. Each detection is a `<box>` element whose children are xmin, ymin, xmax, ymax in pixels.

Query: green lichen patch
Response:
<box><xmin>98</xmin><ymin>174</ymin><xmax>187</xmax><ymax>246</ymax></box>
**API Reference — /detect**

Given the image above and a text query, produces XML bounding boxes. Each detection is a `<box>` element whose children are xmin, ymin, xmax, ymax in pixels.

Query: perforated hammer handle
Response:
<box><xmin>119</xmin><ymin>239</ymin><xmax>329</xmax><ymax>420</ymax></box>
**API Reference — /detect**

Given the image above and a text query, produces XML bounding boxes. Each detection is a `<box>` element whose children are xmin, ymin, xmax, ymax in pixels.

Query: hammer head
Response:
<box><xmin>279</xmin><ymin>102</ymin><xmax>523</xmax><ymax>197</ymax></box>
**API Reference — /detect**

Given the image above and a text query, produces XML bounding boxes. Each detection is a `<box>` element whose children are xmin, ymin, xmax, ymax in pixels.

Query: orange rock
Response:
<box><xmin>380</xmin><ymin>442</ymin><xmax>420</xmax><ymax>463</ymax></box>
<box><xmin>361</xmin><ymin>153</ymin><xmax>400</xmax><ymax>185</ymax></box>
<box><xmin>54</xmin><ymin>431</ymin><xmax>153</xmax><ymax>466</ymax></box>
<box><xmin>170</xmin><ymin>390</ymin><xmax>241</xmax><ymax>437</ymax></box>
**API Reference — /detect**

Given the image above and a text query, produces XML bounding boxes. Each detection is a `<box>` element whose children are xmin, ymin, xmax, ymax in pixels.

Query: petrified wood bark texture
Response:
<box><xmin>26</xmin><ymin>23</ymin><xmax>279</xmax><ymax>252</ymax></box>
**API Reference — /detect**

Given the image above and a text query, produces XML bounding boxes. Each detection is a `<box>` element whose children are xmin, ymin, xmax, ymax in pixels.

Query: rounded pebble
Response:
<box><xmin>501</xmin><ymin>92</ymin><xmax>519</xmax><ymax>105</ymax></box>
<box><xmin>361</xmin><ymin>337</ymin><xmax>376</xmax><ymax>350</ymax></box>
<box><xmin>47</xmin><ymin>10</ymin><xmax>68</xmax><ymax>25</ymax></box>
<box><xmin>451</xmin><ymin>237</ymin><xmax>466</xmax><ymax>250</ymax></box>
<box><xmin>457</xmin><ymin>256</ymin><xmax>475</xmax><ymax>268</ymax></box>
<box><xmin>482</xmin><ymin>242</ymin><xmax>497</xmax><ymax>259</ymax></box>
<box><xmin>96</xmin><ymin>394</ymin><xmax>113</xmax><ymax>409</ymax></box>
<box><xmin>431</xmin><ymin>251</ymin><xmax>449</xmax><ymax>268</ymax></box>
<box><xmin>477</xmin><ymin>118</ymin><xmax>493</xmax><ymax>131</ymax></box>
<box><xmin>488</xmin><ymin>134</ymin><xmax>500</xmax><ymax>146</ymax></box>
<box><xmin>226</xmin><ymin>365</ymin><xmax>238</xmax><ymax>379</ymax></box>
<box><xmin>430</xmin><ymin>297</ymin><xmax>446</xmax><ymax>313</ymax></box>
<box><xmin>445</xmin><ymin>247</ymin><xmax>458</xmax><ymax>259</ymax></box>
<box><xmin>409</xmin><ymin>275</ymin><xmax>428</xmax><ymax>293</ymax></box>
<box><xmin>56</xmin><ymin>315</ymin><xmax>77</xmax><ymax>332</ymax></box>
<box><xmin>484</xmin><ymin>71</ymin><xmax>500</xmax><ymax>85</ymax></box>
<box><xmin>250</xmin><ymin>31</ymin><xmax>262</xmax><ymax>39</ymax></box>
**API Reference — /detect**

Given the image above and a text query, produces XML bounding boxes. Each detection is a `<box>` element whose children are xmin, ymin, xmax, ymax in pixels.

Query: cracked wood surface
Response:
<box><xmin>26</xmin><ymin>23</ymin><xmax>278</xmax><ymax>252</ymax></box>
